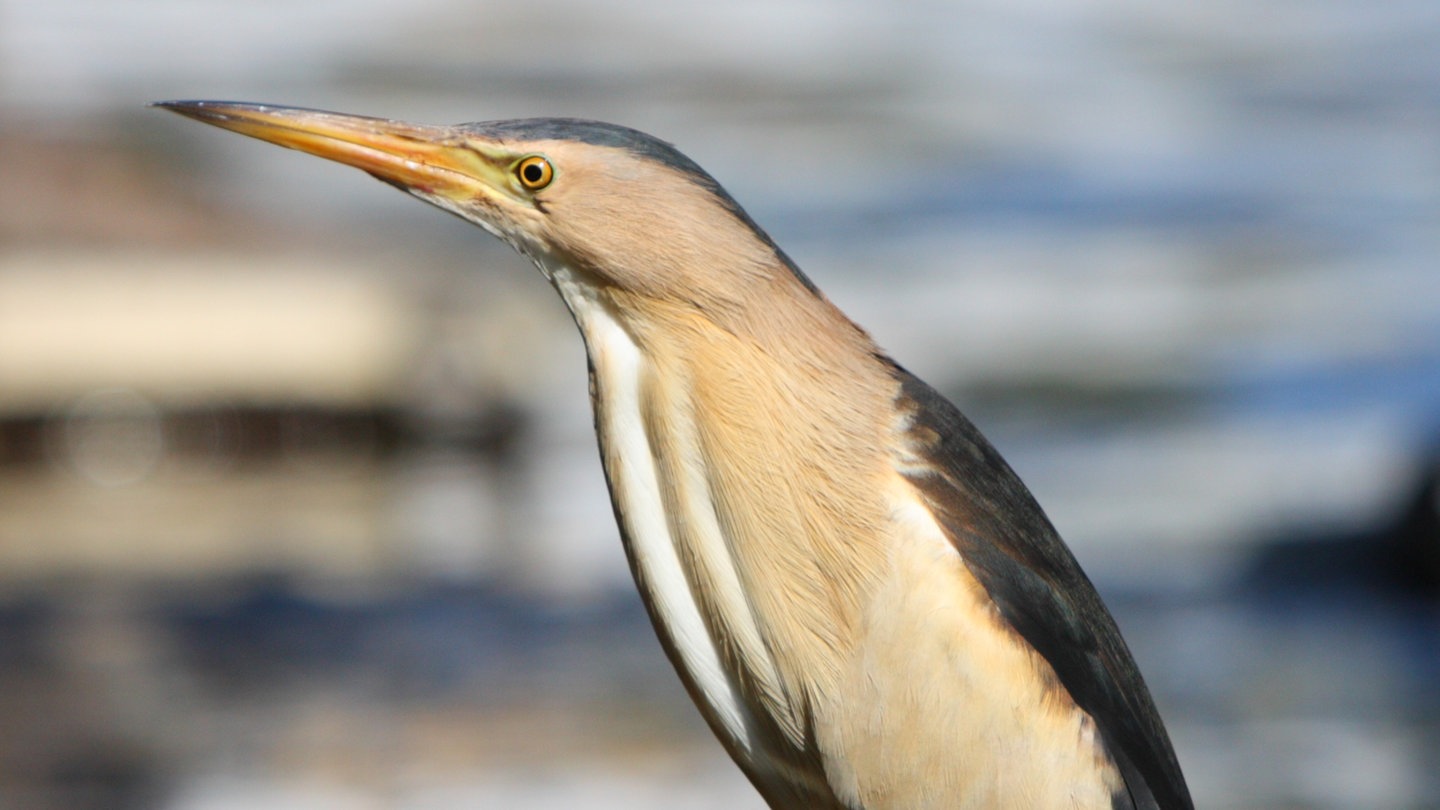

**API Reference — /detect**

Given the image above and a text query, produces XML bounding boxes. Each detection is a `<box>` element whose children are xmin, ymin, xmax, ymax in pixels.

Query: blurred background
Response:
<box><xmin>2</xmin><ymin>0</ymin><xmax>1439</xmax><ymax>807</ymax></box>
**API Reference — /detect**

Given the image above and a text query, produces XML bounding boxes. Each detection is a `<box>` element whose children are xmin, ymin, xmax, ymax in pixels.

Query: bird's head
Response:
<box><xmin>155</xmin><ymin>102</ymin><xmax>812</xmax><ymax>321</ymax></box>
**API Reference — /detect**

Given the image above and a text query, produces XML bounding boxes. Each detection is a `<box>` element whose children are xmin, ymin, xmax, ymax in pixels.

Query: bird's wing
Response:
<box><xmin>889</xmin><ymin>364</ymin><xmax>1193</xmax><ymax>810</ymax></box>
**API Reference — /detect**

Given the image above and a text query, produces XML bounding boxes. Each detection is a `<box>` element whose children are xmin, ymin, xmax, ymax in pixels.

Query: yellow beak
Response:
<box><xmin>153</xmin><ymin>101</ymin><xmax>496</xmax><ymax>200</ymax></box>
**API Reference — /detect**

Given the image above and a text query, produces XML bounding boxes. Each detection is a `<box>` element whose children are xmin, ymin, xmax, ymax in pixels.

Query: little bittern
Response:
<box><xmin>157</xmin><ymin>101</ymin><xmax>1192</xmax><ymax>809</ymax></box>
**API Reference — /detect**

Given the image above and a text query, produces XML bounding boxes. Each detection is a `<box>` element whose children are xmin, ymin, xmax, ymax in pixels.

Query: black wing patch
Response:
<box><xmin>891</xmin><ymin>363</ymin><xmax>1193</xmax><ymax>810</ymax></box>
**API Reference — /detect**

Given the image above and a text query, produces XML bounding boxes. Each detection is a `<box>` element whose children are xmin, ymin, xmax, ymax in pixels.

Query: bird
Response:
<box><xmin>155</xmin><ymin>101</ymin><xmax>1193</xmax><ymax>809</ymax></box>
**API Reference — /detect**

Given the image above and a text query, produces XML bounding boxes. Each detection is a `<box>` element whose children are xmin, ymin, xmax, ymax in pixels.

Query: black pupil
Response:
<box><xmin>523</xmin><ymin>161</ymin><xmax>545</xmax><ymax>184</ymax></box>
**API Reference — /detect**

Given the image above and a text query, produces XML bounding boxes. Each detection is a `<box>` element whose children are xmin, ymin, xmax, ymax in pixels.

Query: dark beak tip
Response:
<box><xmin>150</xmin><ymin>99</ymin><xmax>210</xmax><ymax>111</ymax></box>
<box><xmin>150</xmin><ymin>100</ymin><xmax>227</xmax><ymax>122</ymax></box>
<box><xmin>151</xmin><ymin>100</ymin><xmax>274</xmax><ymax>121</ymax></box>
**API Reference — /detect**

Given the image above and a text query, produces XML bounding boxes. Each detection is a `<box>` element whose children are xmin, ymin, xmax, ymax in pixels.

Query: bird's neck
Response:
<box><xmin>550</xmin><ymin>260</ymin><xmax>902</xmax><ymax>761</ymax></box>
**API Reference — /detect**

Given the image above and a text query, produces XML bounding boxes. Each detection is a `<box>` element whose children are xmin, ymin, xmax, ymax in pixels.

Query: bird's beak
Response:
<box><xmin>153</xmin><ymin>101</ymin><xmax>499</xmax><ymax>202</ymax></box>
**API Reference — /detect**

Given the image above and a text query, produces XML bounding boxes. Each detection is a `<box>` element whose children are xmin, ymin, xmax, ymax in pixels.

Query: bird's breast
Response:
<box><xmin>553</xmin><ymin>269</ymin><xmax>893</xmax><ymax>799</ymax></box>
<box><xmin>566</xmin><ymin>287</ymin><xmax>758</xmax><ymax>742</ymax></box>
<box><xmin>551</xmin><ymin>273</ymin><xmax>795</xmax><ymax>775</ymax></box>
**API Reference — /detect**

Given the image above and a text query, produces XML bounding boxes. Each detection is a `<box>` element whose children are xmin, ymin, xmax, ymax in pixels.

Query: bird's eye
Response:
<box><xmin>515</xmin><ymin>155</ymin><xmax>554</xmax><ymax>190</ymax></box>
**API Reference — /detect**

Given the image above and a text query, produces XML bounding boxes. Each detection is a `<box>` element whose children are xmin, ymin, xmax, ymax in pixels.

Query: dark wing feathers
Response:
<box><xmin>892</xmin><ymin>364</ymin><xmax>1193</xmax><ymax>810</ymax></box>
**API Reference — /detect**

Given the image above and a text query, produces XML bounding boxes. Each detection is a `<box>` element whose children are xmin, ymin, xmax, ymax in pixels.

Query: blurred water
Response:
<box><xmin>1</xmin><ymin>0</ymin><xmax>1439</xmax><ymax>808</ymax></box>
